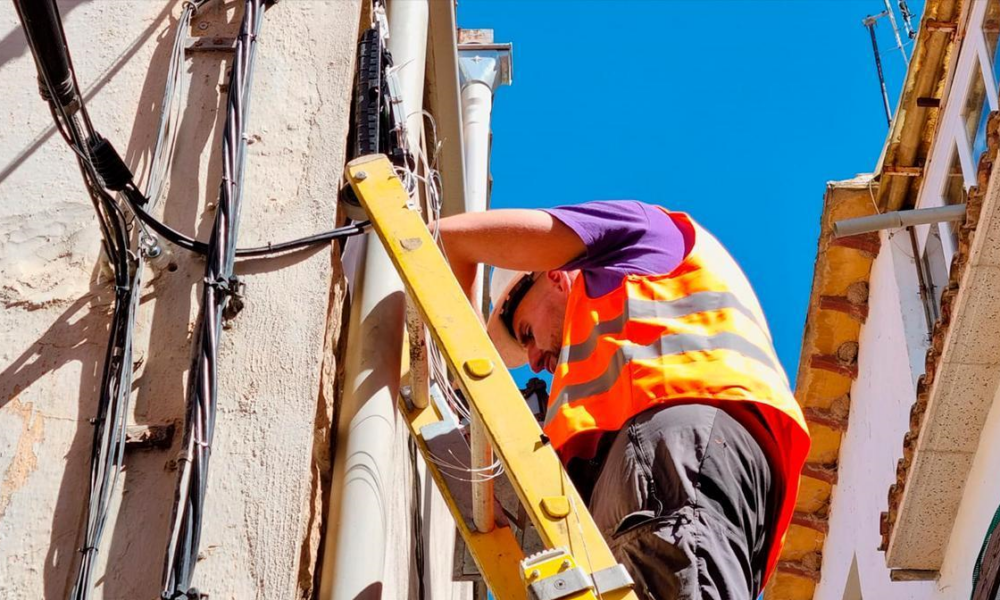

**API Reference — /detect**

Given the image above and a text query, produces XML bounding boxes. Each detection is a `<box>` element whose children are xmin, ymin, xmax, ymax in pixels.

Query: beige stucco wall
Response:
<box><xmin>0</xmin><ymin>1</ymin><xmax>362</xmax><ymax>597</ymax></box>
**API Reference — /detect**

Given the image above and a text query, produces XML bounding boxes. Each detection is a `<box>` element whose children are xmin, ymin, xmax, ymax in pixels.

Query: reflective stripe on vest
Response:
<box><xmin>542</xmin><ymin>209</ymin><xmax>810</xmax><ymax>589</ymax></box>
<box><xmin>556</xmin><ymin>290</ymin><xmax>765</xmax><ymax>367</ymax></box>
<box><xmin>546</xmin><ymin>330</ymin><xmax>778</xmax><ymax>426</ymax></box>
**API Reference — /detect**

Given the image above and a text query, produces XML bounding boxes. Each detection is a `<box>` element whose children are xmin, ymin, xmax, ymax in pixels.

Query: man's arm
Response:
<box><xmin>435</xmin><ymin>209</ymin><xmax>586</xmax><ymax>300</ymax></box>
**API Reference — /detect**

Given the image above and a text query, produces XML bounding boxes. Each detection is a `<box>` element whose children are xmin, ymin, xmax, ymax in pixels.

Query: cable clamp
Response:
<box><xmin>164</xmin><ymin>588</ymin><xmax>206</xmax><ymax>600</ymax></box>
<box><xmin>204</xmin><ymin>275</ymin><xmax>240</xmax><ymax>297</ymax></box>
<box><xmin>205</xmin><ymin>275</ymin><xmax>245</xmax><ymax>321</ymax></box>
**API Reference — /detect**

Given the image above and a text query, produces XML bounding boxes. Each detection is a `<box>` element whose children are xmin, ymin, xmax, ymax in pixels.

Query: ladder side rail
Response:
<box><xmin>398</xmin><ymin>389</ymin><xmax>526</xmax><ymax>600</ymax></box>
<box><xmin>345</xmin><ymin>154</ymin><xmax>638</xmax><ymax>600</ymax></box>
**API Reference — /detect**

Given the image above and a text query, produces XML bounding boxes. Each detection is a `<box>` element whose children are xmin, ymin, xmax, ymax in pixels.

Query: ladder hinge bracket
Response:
<box><xmin>522</xmin><ymin>548</ymin><xmax>634</xmax><ymax>600</ymax></box>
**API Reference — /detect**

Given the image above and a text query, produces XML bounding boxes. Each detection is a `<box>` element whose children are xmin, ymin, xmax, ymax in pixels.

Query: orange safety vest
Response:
<box><xmin>545</xmin><ymin>209</ymin><xmax>810</xmax><ymax>584</ymax></box>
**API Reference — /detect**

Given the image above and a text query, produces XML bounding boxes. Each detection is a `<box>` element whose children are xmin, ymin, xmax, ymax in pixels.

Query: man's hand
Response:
<box><xmin>434</xmin><ymin>209</ymin><xmax>586</xmax><ymax>301</ymax></box>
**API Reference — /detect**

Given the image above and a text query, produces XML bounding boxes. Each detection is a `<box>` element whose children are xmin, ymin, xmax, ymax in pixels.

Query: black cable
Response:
<box><xmin>15</xmin><ymin>1</ymin><xmax>377</xmax><ymax>597</ymax></box>
<box><xmin>160</xmin><ymin>2</ymin><xmax>264</xmax><ymax>596</ymax></box>
<box><xmin>122</xmin><ymin>185</ymin><xmax>370</xmax><ymax>257</ymax></box>
<box><xmin>14</xmin><ymin>0</ymin><xmax>74</xmax><ymax>105</ymax></box>
<box><xmin>15</xmin><ymin>2</ymin><xmax>360</xmax><ymax>598</ymax></box>
<box><xmin>408</xmin><ymin>437</ymin><xmax>426</xmax><ymax>600</ymax></box>
<box><xmin>235</xmin><ymin>221</ymin><xmax>370</xmax><ymax>257</ymax></box>
<box><xmin>12</xmin><ymin>4</ymin><xmax>143</xmax><ymax>600</ymax></box>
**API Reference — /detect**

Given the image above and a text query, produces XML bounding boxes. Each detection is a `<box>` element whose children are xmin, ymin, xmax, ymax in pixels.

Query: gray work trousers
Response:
<box><xmin>571</xmin><ymin>404</ymin><xmax>774</xmax><ymax>600</ymax></box>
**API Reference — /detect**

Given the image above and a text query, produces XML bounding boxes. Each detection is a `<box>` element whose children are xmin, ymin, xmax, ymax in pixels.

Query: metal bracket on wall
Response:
<box><xmin>185</xmin><ymin>37</ymin><xmax>238</xmax><ymax>53</ymax></box>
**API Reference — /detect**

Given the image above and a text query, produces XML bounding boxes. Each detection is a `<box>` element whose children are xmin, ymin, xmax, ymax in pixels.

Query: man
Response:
<box><xmin>437</xmin><ymin>201</ymin><xmax>810</xmax><ymax>600</ymax></box>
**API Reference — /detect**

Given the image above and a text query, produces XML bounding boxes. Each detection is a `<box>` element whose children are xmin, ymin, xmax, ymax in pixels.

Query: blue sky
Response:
<box><xmin>458</xmin><ymin>0</ymin><xmax>922</xmax><ymax>387</ymax></box>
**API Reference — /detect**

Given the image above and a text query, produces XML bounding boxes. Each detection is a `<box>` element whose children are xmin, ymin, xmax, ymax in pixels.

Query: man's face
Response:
<box><xmin>511</xmin><ymin>270</ymin><xmax>573</xmax><ymax>374</ymax></box>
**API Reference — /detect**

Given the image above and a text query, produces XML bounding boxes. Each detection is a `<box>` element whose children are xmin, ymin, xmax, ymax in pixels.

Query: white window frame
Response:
<box><xmin>915</xmin><ymin>0</ymin><xmax>997</xmax><ymax>266</ymax></box>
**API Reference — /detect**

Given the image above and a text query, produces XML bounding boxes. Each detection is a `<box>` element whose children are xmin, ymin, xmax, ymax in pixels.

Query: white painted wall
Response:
<box><xmin>816</xmin><ymin>226</ymin><xmax>1000</xmax><ymax>600</ymax></box>
<box><xmin>815</xmin><ymin>230</ymin><xmax>935</xmax><ymax>600</ymax></box>
<box><xmin>814</xmin><ymin>0</ymin><xmax>1000</xmax><ymax>591</ymax></box>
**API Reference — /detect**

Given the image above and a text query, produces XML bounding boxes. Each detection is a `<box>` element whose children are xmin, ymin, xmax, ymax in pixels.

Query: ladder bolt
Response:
<box><xmin>464</xmin><ymin>358</ymin><xmax>494</xmax><ymax>378</ymax></box>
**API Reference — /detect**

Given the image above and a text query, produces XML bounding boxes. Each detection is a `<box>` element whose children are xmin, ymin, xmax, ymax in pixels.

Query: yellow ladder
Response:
<box><xmin>345</xmin><ymin>155</ymin><xmax>639</xmax><ymax>600</ymax></box>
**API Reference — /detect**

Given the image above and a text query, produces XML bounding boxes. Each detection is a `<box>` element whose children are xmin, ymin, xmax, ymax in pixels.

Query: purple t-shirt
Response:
<box><xmin>542</xmin><ymin>201</ymin><xmax>688</xmax><ymax>297</ymax></box>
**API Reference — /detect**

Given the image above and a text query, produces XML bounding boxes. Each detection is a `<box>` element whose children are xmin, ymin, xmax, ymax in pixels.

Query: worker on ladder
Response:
<box><xmin>437</xmin><ymin>201</ymin><xmax>811</xmax><ymax>600</ymax></box>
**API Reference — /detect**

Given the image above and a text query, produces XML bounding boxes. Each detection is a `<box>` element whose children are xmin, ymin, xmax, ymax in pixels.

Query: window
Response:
<box><xmin>922</xmin><ymin>223</ymin><xmax>948</xmax><ymax>317</ymax></box>
<box><xmin>972</xmin><ymin>503</ymin><xmax>1000</xmax><ymax>600</ymax></box>
<box><xmin>928</xmin><ymin>141</ymin><xmax>966</xmax><ymax>268</ymax></box>
<box><xmin>964</xmin><ymin>57</ymin><xmax>990</xmax><ymax>157</ymax></box>
<box><xmin>902</xmin><ymin>0</ymin><xmax>992</xmax><ymax>358</ymax></box>
<box><xmin>973</xmin><ymin>100</ymin><xmax>992</xmax><ymax>160</ymax></box>
<box><xmin>982</xmin><ymin>0</ymin><xmax>1000</xmax><ymax>160</ymax></box>
<box><xmin>943</xmin><ymin>144</ymin><xmax>968</xmax><ymax>208</ymax></box>
<box><xmin>915</xmin><ymin>2</ymin><xmax>992</xmax><ymax>262</ymax></box>
<box><xmin>986</xmin><ymin>0</ymin><xmax>1000</xmax><ymax>79</ymax></box>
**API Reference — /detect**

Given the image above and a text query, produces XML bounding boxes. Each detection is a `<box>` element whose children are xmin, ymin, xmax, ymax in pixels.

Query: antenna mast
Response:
<box><xmin>883</xmin><ymin>0</ymin><xmax>910</xmax><ymax>65</ymax></box>
<box><xmin>898</xmin><ymin>0</ymin><xmax>918</xmax><ymax>39</ymax></box>
<box><xmin>863</xmin><ymin>1</ymin><xmax>916</xmax><ymax>129</ymax></box>
<box><xmin>864</xmin><ymin>12</ymin><xmax>894</xmax><ymax>128</ymax></box>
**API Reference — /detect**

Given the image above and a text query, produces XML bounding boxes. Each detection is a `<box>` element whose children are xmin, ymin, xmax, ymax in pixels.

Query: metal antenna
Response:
<box><xmin>899</xmin><ymin>0</ymin><xmax>917</xmax><ymax>39</ymax></box>
<box><xmin>864</xmin><ymin>12</ymin><xmax>894</xmax><ymax>128</ymax></box>
<box><xmin>883</xmin><ymin>0</ymin><xmax>909</xmax><ymax>65</ymax></box>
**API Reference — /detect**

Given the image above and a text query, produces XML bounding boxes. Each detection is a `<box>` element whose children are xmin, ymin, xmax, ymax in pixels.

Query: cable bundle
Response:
<box><xmin>11</xmin><ymin>1</ymin><xmax>378</xmax><ymax>597</ymax></box>
<box><xmin>159</xmin><ymin>1</ymin><xmax>264</xmax><ymax>596</ymax></box>
<box><xmin>11</xmin><ymin>1</ymin><xmax>158</xmax><ymax>598</ymax></box>
<box><xmin>11</xmin><ymin>1</ymin><xmax>366</xmax><ymax>598</ymax></box>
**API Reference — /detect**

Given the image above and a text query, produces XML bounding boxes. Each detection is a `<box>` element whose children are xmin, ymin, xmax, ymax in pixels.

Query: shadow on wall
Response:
<box><xmin>94</xmin><ymin>2</ymin><xmax>236</xmax><ymax>596</ymax></box>
<box><xmin>0</xmin><ymin>0</ymin><xmax>88</xmax><ymax>73</ymax></box>
<box><xmin>94</xmin><ymin>2</ymin><xmax>212</xmax><ymax>596</ymax></box>
<box><xmin>3</xmin><ymin>1</ymin><xmax>206</xmax><ymax>598</ymax></box>
<box><xmin>0</xmin><ymin>0</ymin><xmax>166</xmax><ymax>188</ymax></box>
<box><xmin>3</xmin><ymin>0</ymin><xmax>341</xmax><ymax>596</ymax></box>
<box><xmin>0</xmin><ymin>276</ymin><xmax>110</xmax><ymax>599</ymax></box>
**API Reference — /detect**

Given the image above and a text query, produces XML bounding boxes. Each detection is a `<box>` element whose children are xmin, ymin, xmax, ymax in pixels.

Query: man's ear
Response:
<box><xmin>546</xmin><ymin>269</ymin><xmax>567</xmax><ymax>292</ymax></box>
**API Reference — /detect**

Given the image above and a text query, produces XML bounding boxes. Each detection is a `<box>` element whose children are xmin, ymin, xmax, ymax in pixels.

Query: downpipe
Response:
<box><xmin>319</xmin><ymin>1</ymin><xmax>428</xmax><ymax>598</ymax></box>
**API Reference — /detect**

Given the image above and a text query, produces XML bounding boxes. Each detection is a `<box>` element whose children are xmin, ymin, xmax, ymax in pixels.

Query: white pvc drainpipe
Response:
<box><xmin>319</xmin><ymin>2</ymin><xmax>427</xmax><ymax>598</ymax></box>
<box><xmin>833</xmin><ymin>204</ymin><xmax>966</xmax><ymax>237</ymax></box>
<box><xmin>458</xmin><ymin>39</ymin><xmax>511</xmax><ymax>534</ymax></box>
